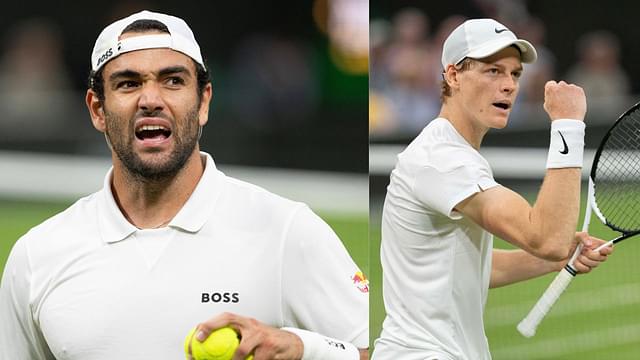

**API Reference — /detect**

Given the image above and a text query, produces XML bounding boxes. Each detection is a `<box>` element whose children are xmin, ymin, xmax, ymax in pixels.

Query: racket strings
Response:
<box><xmin>594</xmin><ymin>107</ymin><xmax>640</xmax><ymax>233</ymax></box>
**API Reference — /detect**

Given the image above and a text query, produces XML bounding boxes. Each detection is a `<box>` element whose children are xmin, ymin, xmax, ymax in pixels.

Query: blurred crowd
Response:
<box><xmin>0</xmin><ymin>18</ymin><xmax>82</xmax><ymax>149</ymax></box>
<box><xmin>0</xmin><ymin>2</ymin><xmax>633</xmax><ymax>150</ymax></box>
<box><xmin>0</xmin><ymin>16</ymin><xmax>321</xmax><ymax>154</ymax></box>
<box><xmin>0</xmin><ymin>0</ymin><xmax>369</xmax><ymax>172</ymax></box>
<box><xmin>369</xmin><ymin>2</ymin><xmax>633</xmax><ymax>139</ymax></box>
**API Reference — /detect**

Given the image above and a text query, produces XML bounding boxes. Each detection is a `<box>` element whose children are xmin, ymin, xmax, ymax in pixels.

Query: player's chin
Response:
<box><xmin>131</xmin><ymin>145</ymin><xmax>174</xmax><ymax>165</ymax></box>
<box><xmin>138</xmin><ymin>150</ymin><xmax>175</xmax><ymax>166</ymax></box>
<box><xmin>489</xmin><ymin>116</ymin><xmax>510</xmax><ymax>129</ymax></box>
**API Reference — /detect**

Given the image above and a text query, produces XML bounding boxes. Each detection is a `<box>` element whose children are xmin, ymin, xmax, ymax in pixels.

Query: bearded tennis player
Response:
<box><xmin>0</xmin><ymin>10</ymin><xmax>368</xmax><ymax>360</ymax></box>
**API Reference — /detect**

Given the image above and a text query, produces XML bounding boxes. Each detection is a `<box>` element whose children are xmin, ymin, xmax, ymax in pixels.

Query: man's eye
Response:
<box><xmin>166</xmin><ymin>77</ymin><xmax>185</xmax><ymax>86</ymax></box>
<box><xmin>117</xmin><ymin>80</ymin><xmax>139</xmax><ymax>89</ymax></box>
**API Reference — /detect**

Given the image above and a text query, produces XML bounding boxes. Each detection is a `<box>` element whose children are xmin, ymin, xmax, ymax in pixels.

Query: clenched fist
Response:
<box><xmin>543</xmin><ymin>81</ymin><xmax>587</xmax><ymax>121</ymax></box>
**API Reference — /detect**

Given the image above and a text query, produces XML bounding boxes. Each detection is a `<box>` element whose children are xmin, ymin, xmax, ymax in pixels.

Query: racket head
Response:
<box><xmin>590</xmin><ymin>101</ymin><xmax>640</xmax><ymax>235</ymax></box>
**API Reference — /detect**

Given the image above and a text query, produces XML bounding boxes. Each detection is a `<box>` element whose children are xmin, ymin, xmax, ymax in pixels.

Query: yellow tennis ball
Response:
<box><xmin>184</xmin><ymin>326</ymin><xmax>253</xmax><ymax>360</ymax></box>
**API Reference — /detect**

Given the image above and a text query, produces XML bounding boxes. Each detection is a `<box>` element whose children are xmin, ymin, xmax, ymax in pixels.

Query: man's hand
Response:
<box><xmin>558</xmin><ymin>232</ymin><xmax>614</xmax><ymax>273</ymax></box>
<box><xmin>573</xmin><ymin>232</ymin><xmax>614</xmax><ymax>273</ymax></box>
<box><xmin>543</xmin><ymin>81</ymin><xmax>587</xmax><ymax>121</ymax></box>
<box><xmin>190</xmin><ymin>312</ymin><xmax>303</xmax><ymax>360</ymax></box>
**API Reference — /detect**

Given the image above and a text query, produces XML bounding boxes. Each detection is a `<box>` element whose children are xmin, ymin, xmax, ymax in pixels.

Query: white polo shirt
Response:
<box><xmin>0</xmin><ymin>152</ymin><xmax>368</xmax><ymax>359</ymax></box>
<box><xmin>373</xmin><ymin>118</ymin><xmax>498</xmax><ymax>360</ymax></box>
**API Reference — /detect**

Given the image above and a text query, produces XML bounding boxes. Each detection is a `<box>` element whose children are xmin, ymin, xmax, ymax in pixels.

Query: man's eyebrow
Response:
<box><xmin>158</xmin><ymin>65</ymin><xmax>191</xmax><ymax>78</ymax></box>
<box><xmin>108</xmin><ymin>66</ymin><xmax>192</xmax><ymax>82</ymax></box>
<box><xmin>484</xmin><ymin>62</ymin><xmax>523</xmax><ymax>72</ymax></box>
<box><xmin>109</xmin><ymin>69</ymin><xmax>141</xmax><ymax>82</ymax></box>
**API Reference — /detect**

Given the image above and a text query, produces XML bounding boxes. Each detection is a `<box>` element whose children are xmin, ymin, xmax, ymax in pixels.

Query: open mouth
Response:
<box><xmin>135</xmin><ymin>125</ymin><xmax>172</xmax><ymax>141</ymax></box>
<box><xmin>493</xmin><ymin>102</ymin><xmax>510</xmax><ymax>111</ymax></box>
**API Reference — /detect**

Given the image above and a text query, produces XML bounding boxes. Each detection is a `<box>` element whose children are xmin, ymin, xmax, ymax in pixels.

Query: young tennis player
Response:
<box><xmin>373</xmin><ymin>18</ymin><xmax>613</xmax><ymax>360</ymax></box>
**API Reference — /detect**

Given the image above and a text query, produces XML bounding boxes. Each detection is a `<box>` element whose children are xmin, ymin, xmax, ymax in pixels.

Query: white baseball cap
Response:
<box><xmin>91</xmin><ymin>10</ymin><xmax>204</xmax><ymax>72</ymax></box>
<box><xmin>441</xmin><ymin>18</ymin><xmax>537</xmax><ymax>68</ymax></box>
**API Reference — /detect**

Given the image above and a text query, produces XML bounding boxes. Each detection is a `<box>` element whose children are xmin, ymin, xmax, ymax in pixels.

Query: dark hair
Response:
<box><xmin>88</xmin><ymin>19</ymin><xmax>210</xmax><ymax>102</ymax></box>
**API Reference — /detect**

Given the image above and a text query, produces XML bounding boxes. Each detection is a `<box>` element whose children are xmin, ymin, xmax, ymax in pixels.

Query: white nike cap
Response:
<box><xmin>91</xmin><ymin>10</ymin><xmax>204</xmax><ymax>72</ymax></box>
<box><xmin>441</xmin><ymin>18</ymin><xmax>537</xmax><ymax>68</ymax></box>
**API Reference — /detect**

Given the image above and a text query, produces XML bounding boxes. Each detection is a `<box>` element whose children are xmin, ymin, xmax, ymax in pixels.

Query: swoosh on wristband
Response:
<box><xmin>558</xmin><ymin>131</ymin><xmax>569</xmax><ymax>154</ymax></box>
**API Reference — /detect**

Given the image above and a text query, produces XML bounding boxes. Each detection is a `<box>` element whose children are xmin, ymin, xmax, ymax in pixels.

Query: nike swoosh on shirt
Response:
<box><xmin>494</xmin><ymin>28</ymin><xmax>509</xmax><ymax>33</ymax></box>
<box><xmin>558</xmin><ymin>131</ymin><xmax>569</xmax><ymax>154</ymax></box>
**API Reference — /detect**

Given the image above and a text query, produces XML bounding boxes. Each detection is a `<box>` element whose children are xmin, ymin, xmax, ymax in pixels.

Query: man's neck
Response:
<box><xmin>438</xmin><ymin>101</ymin><xmax>489</xmax><ymax>150</ymax></box>
<box><xmin>110</xmin><ymin>150</ymin><xmax>205</xmax><ymax>229</ymax></box>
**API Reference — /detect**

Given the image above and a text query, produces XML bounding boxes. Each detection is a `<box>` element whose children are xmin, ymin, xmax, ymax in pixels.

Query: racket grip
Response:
<box><xmin>517</xmin><ymin>266</ymin><xmax>577</xmax><ymax>337</ymax></box>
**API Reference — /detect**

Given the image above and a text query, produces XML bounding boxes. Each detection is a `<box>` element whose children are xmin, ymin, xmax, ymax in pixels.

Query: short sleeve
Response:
<box><xmin>0</xmin><ymin>237</ymin><xmax>53</xmax><ymax>359</ymax></box>
<box><xmin>413</xmin><ymin>162</ymin><xmax>498</xmax><ymax>220</ymax></box>
<box><xmin>281</xmin><ymin>206</ymin><xmax>368</xmax><ymax>349</ymax></box>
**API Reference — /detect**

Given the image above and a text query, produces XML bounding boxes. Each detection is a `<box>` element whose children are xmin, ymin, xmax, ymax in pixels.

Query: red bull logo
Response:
<box><xmin>351</xmin><ymin>271</ymin><xmax>369</xmax><ymax>293</ymax></box>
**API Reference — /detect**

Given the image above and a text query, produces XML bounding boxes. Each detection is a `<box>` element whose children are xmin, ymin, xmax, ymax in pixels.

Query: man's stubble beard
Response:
<box><xmin>103</xmin><ymin>105</ymin><xmax>201</xmax><ymax>183</ymax></box>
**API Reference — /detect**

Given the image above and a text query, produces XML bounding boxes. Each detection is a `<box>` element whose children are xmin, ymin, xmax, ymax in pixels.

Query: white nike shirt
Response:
<box><xmin>0</xmin><ymin>152</ymin><xmax>368</xmax><ymax>359</ymax></box>
<box><xmin>373</xmin><ymin>118</ymin><xmax>498</xmax><ymax>360</ymax></box>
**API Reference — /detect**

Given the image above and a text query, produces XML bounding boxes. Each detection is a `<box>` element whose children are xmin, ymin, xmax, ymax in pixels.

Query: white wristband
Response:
<box><xmin>281</xmin><ymin>327</ymin><xmax>360</xmax><ymax>360</ymax></box>
<box><xmin>546</xmin><ymin>119</ymin><xmax>585</xmax><ymax>169</ymax></box>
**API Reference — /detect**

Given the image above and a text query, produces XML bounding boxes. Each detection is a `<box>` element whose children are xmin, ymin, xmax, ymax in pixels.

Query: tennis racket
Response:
<box><xmin>517</xmin><ymin>101</ymin><xmax>640</xmax><ymax>338</ymax></box>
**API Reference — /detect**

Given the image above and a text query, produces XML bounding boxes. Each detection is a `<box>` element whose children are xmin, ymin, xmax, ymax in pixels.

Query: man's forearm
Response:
<box><xmin>490</xmin><ymin>249</ymin><xmax>561</xmax><ymax>288</ymax></box>
<box><xmin>528</xmin><ymin>167</ymin><xmax>582</xmax><ymax>259</ymax></box>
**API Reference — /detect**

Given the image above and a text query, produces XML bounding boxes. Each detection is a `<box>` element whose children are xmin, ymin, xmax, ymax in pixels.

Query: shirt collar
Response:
<box><xmin>97</xmin><ymin>168</ymin><xmax>137</xmax><ymax>244</ymax></box>
<box><xmin>97</xmin><ymin>152</ymin><xmax>223</xmax><ymax>244</ymax></box>
<box><xmin>170</xmin><ymin>152</ymin><xmax>222</xmax><ymax>232</ymax></box>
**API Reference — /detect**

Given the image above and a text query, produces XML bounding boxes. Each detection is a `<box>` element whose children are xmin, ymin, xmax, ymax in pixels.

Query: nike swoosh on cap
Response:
<box><xmin>494</xmin><ymin>28</ymin><xmax>509</xmax><ymax>33</ymax></box>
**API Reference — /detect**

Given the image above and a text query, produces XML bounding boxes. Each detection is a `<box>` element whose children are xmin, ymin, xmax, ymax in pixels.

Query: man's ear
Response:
<box><xmin>86</xmin><ymin>89</ymin><xmax>106</xmax><ymax>133</ymax></box>
<box><xmin>198</xmin><ymin>83</ymin><xmax>212</xmax><ymax>127</ymax></box>
<box><xmin>443</xmin><ymin>64</ymin><xmax>462</xmax><ymax>92</ymax></box>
